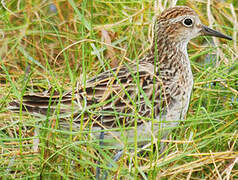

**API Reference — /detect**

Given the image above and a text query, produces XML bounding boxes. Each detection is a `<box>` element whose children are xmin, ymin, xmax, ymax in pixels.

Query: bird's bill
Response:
<box><xmin>201</xmin><ymin>25</ymin><xmax>232</xmax><ymax>40</ymax></box>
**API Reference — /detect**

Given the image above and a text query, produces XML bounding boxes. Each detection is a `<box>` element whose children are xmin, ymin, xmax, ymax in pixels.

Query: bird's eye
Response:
<box><xmin>183</xmin><ymin>18</ymin><xmax>193</xmax><ymax>27</ymax></box>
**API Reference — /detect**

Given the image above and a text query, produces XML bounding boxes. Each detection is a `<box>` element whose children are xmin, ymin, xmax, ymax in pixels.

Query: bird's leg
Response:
<box><xmin>96</xmin><ymin>127</ymin><xmax>124</xmax><ymax>180</ymax></box>
<box><xmin>96</xmin><ymin>129</ymin><xmax>104</xmax><ymax>180</ymax></box>
<box><xmin>102</xmin><ymin>150</ymin><xmax>124</xmax><ymax>180</ymax></box>
<box><xmin>159</xmin><ymin>132</ymin><xmax>169</xmax><ymax>155</ymax></box>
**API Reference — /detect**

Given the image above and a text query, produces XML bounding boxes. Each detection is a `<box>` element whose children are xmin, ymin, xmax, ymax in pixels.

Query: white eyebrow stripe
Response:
<box><xmin>168</xmin><ymin>15</ymin><xmax>195</xmax><ymax>23</ymax></box>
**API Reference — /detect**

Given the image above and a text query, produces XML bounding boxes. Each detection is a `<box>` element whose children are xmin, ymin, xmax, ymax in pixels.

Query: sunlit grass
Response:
<box><xmin>0</xmin><ymin>0</ymin><xmax>237</xmax><ymax>179</ymax></box>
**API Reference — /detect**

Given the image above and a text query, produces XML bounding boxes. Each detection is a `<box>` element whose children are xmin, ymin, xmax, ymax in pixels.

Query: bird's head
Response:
<box><xmin>154</xmin><ymin>6</ymin><xmax>232</xmax><ymax>44</ymax></box>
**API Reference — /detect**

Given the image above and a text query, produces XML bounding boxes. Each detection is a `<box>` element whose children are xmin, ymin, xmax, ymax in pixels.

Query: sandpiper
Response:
<box><xmin>9</xmin><ymin>6</ymin><xmax>232</xmax><ymax>148</ymax></box>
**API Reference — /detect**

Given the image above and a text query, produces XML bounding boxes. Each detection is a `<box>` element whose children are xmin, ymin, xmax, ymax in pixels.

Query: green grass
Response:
<box><xmin>0</xmin><ymin>0</ymin><xmax>238</xmax><ymax>179</ymax></box>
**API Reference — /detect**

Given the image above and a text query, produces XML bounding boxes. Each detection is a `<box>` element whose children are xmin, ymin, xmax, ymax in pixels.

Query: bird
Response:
<box><xmin>9</xmin><ymin>6</ymin><xmax>232</xmax><ymax>148</ymax></box>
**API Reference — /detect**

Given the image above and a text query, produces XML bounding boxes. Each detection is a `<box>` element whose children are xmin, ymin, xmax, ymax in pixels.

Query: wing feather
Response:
<box><xmin>9</xmin><ymin>62</ymin><xmax>171</xmax><ymax>130</ymax></box>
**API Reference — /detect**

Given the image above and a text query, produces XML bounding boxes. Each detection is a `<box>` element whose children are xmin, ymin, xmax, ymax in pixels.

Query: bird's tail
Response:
<box><xmin>8</xmin><ymin>91</ymin><xmax>74</xmax><ymax>116</ymax></box>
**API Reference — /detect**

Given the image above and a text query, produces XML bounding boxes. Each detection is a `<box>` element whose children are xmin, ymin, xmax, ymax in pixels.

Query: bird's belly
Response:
<box><xmin>181</xmin><ymin>78</ymin><xmax>193</xmax><ymax>120</ymax></box>
<box><xmin>87</xmin><ymin>80</ymin><xmax>194</xmax><ymax>148</ymax></box>
<box><xmin>155</xmin><ymin>78</ymin><xmax>194</xmax><ymax>133</ymax></box>
<box><xmin>90</xmin><ymin>118</ymin><xmax>174</xmax><ymax>148</ymax></box>
<box><xmin>89</xmin><ymin>119</ymin><xmax>166</xmax><ymax>148</ymax></box>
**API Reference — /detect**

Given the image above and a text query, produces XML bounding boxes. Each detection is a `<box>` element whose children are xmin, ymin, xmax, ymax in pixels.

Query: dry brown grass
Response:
<box><xmin>0</xmin><ymin>0</ymin><xmax>237</xmax><ymax>179</ymax></box>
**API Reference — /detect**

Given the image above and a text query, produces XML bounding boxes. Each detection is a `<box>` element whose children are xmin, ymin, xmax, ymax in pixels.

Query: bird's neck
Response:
<box><xmin>144</xmin><ymin>37</ymin><xmax>190</xmax><ymax>75</ymax></box>
<box><xmin>142</xmin><ymin>36</ymin><xmax>194</xmax><ymax>103</ymax></box>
